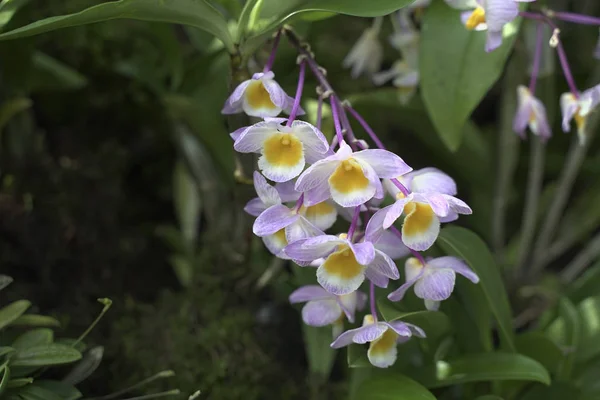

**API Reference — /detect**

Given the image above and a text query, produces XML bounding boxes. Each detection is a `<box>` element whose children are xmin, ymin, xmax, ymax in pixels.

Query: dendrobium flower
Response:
<box><xmin>449</xmin><ymin>0</ymin><xmax>531</xmax><ymax>52</ymax></box>
<box><xmin>373</xmin><ymin>60</ymin><xmax>420</xmax><ymax>105</ymax></box>
<box><xmin>284</xmin><ymin>233</ymin><xmax>399</xmax><ymax>295</ymax></box>
<box><xmin>369</xmin><ymin>168</ymin><xmax>471</xmax><ymax>251</ymax></box>
<box><xmin>295</xmin><ymin>141</ymin><xmax>412</xmax><ymax>208</ymax></box>
<box><xmin>343</xmin><ymin>17</ymin><xmax>384</xmax><ymax>78</ymax></box>
<box><xmin>513</xmin><ymin>85</ymin><xmax>552</xmax><ymax>140</ymax></box>
<box><xmin>221</xmin><ymin>71</ymin><xmax>301</xmax><ymax>118</ymax></box>
<box><xmin>388</xmin><ymin>256</ymin><xmax>479</xmax><ymax>311</ymax></box>
<box><xmin>561</xmin><ymin>84</ymin><xmax>600</xmax><ymax>144</ymax></box>
<box><xmin>289</xmin><ymin>285</ymin><xmax>367</xmax><ymax>336</ymax></box>
<box><xmin>234</xmin><ymin>118</ymin><xmax>330</xmax><ymax>182</ymax></box>
<box><xmin>245</xmin><ymin>172</ymin><xmax>322</xmax><ymax>257</ymax></box>
<box><xmin>330</xmin><ymin>314</ymin><xmax>426</xmax><ymax>368</ymax></box>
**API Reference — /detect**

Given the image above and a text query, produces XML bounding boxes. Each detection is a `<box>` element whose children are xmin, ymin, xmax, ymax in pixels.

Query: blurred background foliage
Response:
<box><xmin>0</xmin><ymin>0</ymin><xmax>600</xmax><ymax>399</ymax></box>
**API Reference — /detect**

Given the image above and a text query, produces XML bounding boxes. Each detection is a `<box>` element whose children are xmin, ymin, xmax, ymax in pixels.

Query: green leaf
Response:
<box><xmin>0</xmin><ymin>300</ymin><xmax>31</xmax><ymax>331</ymax></box>
<box><xmin>546</xmin><ymin>298</ymin><xmax>580</xmax><ymax>381</ymax></box>
<box><xmin>62</xmin><ymin>346</ymin><xmax>104</xmax><ymax>386</ymax></box>
<box><xmin>173</xmin><ymin>160</ymin><xmax>201</xmax><ymax>249</ymax></box>
<box><xmin>10</xmin><ymin>344</ymin><xmax>82</xmax><ymax>367</ymax></box>
<box><xmin>354</xmin><ymin>374</ymin><xmax>436</xmax><ymax>400</ymax></box>
<box><xmin>34</xmin><ymin>381</ymin><xmax>82</xmax><ymax>400</ymax></box>
<box><xmin>0</xmin><ymin>347</ymin><xmax>15</xmax><ymax>358</ymax></box>
<box><xmin>0</xmin><ymin>0</ymin><xmax>31</xmax><ymax>30</ymax></box>
<box><xmin>438</xmin><ymin>227</ymin><xmax>515</xmax><ymax>351</ymax></box>
<box><xmin>575</xmin><ymin>296</ymin><xmax>600</xmax><ymax>365</ymax></box>
<box><xmin>0</xmin><ymin>366</ymin><xmax>10</xmax><ymax>395</ymax></box>
<box><xmin>377</xmin><ymin>301</ymin><xmax>450</xmax><ymax>346</ymax></box>
<box><xmin>348</xmin><ymin>344</ymin><xmax>371</xmax><ymax>368</ymax></box>
<box><xmin>0</xmin><ymin>98</ymin><xmax>31</xmax><ymax>133</ymax></box>
<box><xmin>11</xmin><ymin>329</ymin><xmax>54</xmax><ymax>350</ymax></box>
<box><xmin>11</xmin><ymin>315</ymin><xmax>60</xmax><ymax>328</ymax></box>
<box><xmin>16</xmin><ymin>384</ymin><xmax>63</xmax><ymax>400</ymax></box>
<box><xmin>243</xmin><ymin>0</ymin><xmax>415</xmax><ymax>56</ymax></box>
<box><xmin>409</xmin><ymin>353</ymin><xmax>551</xmax><ymax>388</ymax></box>
<box><xmin>302</xmin><ymin>325</ymin><xmax>337</xmax><ymax>380</ymax></box>
<box><xmin>521</xmin><ymin>382</ymin><xmax>582</xmax><ymax>400</ymax></box>
<box><xmin>0</xmin><ymin>0</ymin><xmax>234</xmax><ymax>53</ymax></box>
<box><xmin>515</xmin><ymin>332</ymin><xmax>563</xmax><ymax>375</ymax></box>
<box><xmin>6</xmin><ymin>377</ymin><xmax>33</xmax><ymax>388</ymax></box>
<box><xmin>567</xmin><ymin>260</ymin><xmax>600</xmax><ymax>304</ymax></box>
<box><xmin>476</xmin><ymin>397</ymin><xmax>504</xmax><ymax>400</ymax></box>
<box><xmin>420</xmin><ymin>1</ymin><xmax>522</xmax><ymax>151</ymax></box>
<box><xmin>28</xmin><ymin>52</ymin><xmax>87</xmax><ymax>92</ymax></box>
<box><xmin>0</xmin><ymin>275</ymin><xmax>12</xmax><ymax>291</ymax></box>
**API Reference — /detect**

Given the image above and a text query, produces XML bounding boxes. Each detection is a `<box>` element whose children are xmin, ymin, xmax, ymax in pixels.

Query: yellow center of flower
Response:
<box><xmin>299</xmin><ymin>202</ymin><xmax>336</xmax><ymax>220</ymax></box>
<box><xmin>403</xmin><ymin>202</ymin><xmax>435</xmax><ymax>236</ymax></box>
<box><xmin>369</xmin><ymin>329</ymin><xmax>398</xmax><ymax>354</ymax></box>
<box><xmin>262</xmin><ymin>133</ymin><xmax>303</xmax><ymax>167</ymax></box>
<box><xmin>246</xmin><ymin>80</ymin><xmax>276</xmax><ymax>110</ymax></box>
<box><xmin>465</xmin><ymin>6</ymin><xmax>486</xmax><ymax>30</ymax></box>
<box><xmin>329</xmin><ymin>159</ymin><xmax>370</xmax><ymax>194</ymax></box>
<box><xmin>574</xmin><ymin>110</ymin><xmax>586</xmax><ymax>132</ymax></box>
<box><xmin>322</xmin><ymin>245</ymin><xmax>364</xmax><ymax>280</ymax></box>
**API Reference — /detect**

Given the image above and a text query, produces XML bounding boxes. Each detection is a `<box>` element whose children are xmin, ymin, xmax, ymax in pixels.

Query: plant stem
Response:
<box><xmin>263</xmin><ymin>30</ymin><xmax>282</xmax><ymax>73</ymax></box>
<box><xmin>514</xmin><ymin>136</ymin><xmax>545</xmax><ymax>277</ymax></box>
<box><xmin>287</xmin><ymin>60</ymin><xmax>306</xmax><ymax>126</ymax></box>
<box><xmin>347</xmin><ymin>206</ymin><xmax>361</xmax><ymax>240</ymax></box>
<box><xmin>330</xmin><ymin>95</ymin><xmax>345</xmax><ymax>147</ymax></box>
<box><xmin>560</xmin><ymin>232</ymin><xmax>600</xmax><ymax>283</ymax></box>
<box><xmin>345</xmin><ymin>105</ymin><xmax>387</xmax><ymax>150</ymax></box>
<box><xmin>370</xmin><ymin>282</ymin><xmax>378</xmax><ymax>322</ymax></box>
<box><xmin>528</xmin><ymin>22</ymin><xmax>544</xmax><ymax>94</ymax></box>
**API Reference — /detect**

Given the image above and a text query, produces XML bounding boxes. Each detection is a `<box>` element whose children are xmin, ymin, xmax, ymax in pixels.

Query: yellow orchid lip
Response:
<box><xmin>245</xmin><ymin>79</ymin><xmax>276</xmax><ymax>110</ymax></box>
<box><xmin>329</xmin><ymin>158</ymin><xmax>370</xmax><ymax>195</ymax></box>
<box><xmin>262</xmin><ymin>133</ymin><xmax>304</xmax><ymax>168</ymax></box>
<box><xmin>465</xmin><ymin>6</ymin><xmax>486</xmax><ymax>30</ymax></box>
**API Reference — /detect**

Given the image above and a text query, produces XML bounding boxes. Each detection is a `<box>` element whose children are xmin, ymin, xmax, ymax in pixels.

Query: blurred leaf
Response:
<box><xmin>12</xmin><ymin>329</ymin><xmax>54</xmax><ymax>350</ymax></box>
<box><xmin>0</xmin><ymin>276</ymin><xmax>12</xmax><ymax>292</ymax></box>
<box><xmin>0</xmin><ymin>366</ymin><xmax>9</xmax><ymax>395</ymax></box>
<box><xmin>173</xmin><ymin>160</ymin><xmax>201</xmax><ymax>248</ymax></box>
<box><xmin>0</xmin><ymin>300</ymin><xmax>31</xmax><ymax>331</ymax></box>
<box><xmin>243</xmin><ymin>0</ymin><xmax>415</xmax><ymax>56</ymax></box>
<box><xmin>354</xmin><ymin>374</ymin><xmax>436</xmax><ymax>400</ymax></box>
<box><xmin>0</xmin><ymin>98</ymin><xmax>31</xmax><ymax>133</ymax></box>
<box><xmin>420</xmin><ymin>1</ymin><xmax>522</xmax><ymax>151</ymax></box>
<box><xmin>521</xmin><ymin>382</ymin><xmax>582</xmax><ymax>400</ymax></box>
<box><xmin>6</xmin><ymin>377</ymin><xmax>32</xmax><ymax>388</ymax></box>
<box><xmin>27</xmin><ymin>52</ymin><xmax>87</xmax><ymax>92</ymax></box>
<box><xmin>347</xmin><ymin>344</ymin><xmax>371</xmax><ymax>368</ymax></box>
<box><xmin>574</xmin><ymin>297</ymin><xmax>600</xmax><ymax>365</ymax></box>
<box><xmin>11</xmin><ymin>315</ymin><xmax>60</xmax><ymax>328</ymax></box>
<box><xmin>438</xmin><ymin>227</ymin><xmax>515</xmax><ymax>351</ymax></box>
<box><xmin>16</xmin><ymin>385</ymin><xmax>63</xmax><ymax>400</ymax></box>
<box><xmin>168</xmin><ymin>255</ymin><xmax>193</xmax><ymax>288</ymax></box>
<box><xmin>409</xmin><ymin>353</ymin><xmax>550</xmax><ymax>388</ymax></box>
<box><xmin>0</xmin><ymin>0</ymin><xmax>30</xmax><ymax>30</ymax></box>
<box><xmin>11</xmin><ymin>344</ymin><xmax>82</xmax><ymax>367</ymax></box>
<box><xmin>515</xmin><ymin>332</ymin><xmax>563</xmax><ymax>375</ymax></box>
<box><xmin>0</xmin><ymin>0</ymin><xmax>235</xmax><ymax>53</ymax></box>
<box><xmin>302</xmin><ymin>326</ymin><xmax>337</xmax><ymax>381</ymax></box>
<box><xmin>62</xmin><ymin>346</ymin><xmax>104</xmax><ymax>386</ymax></box>
<box><xmin>34</xmin><ymin>380</ymin><xmax>82</xmax><ymax>400</ymax></box>
<box><xmin>378</xmin><ymin>301</ymin><xmax>450</xmax><ymax>345</ymax></box>
<box><xmin>476</xmin><ymin>397</ymin><xmax>504</xmax><ymax>400</ymax></box>
<box><xmin>0</xmin><ymin>347</ymin><xmax>15</xmax><ymax>358</ymax></box>
<box><xmin>567</xmin><ymin>260</ymin><xmax>600</xmax><ymax>304</ymax></box>
<box><xmin>546</xmin><ymin>298</ymin><xmax>580</xmax><ymax>381</ymax></box>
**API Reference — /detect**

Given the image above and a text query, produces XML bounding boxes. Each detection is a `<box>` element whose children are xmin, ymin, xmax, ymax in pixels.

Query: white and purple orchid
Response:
<box><xmin>388</xmin><ymin>256</ymin><xmax>480</xmax><ymax>311</ymax></box>
<box><xmin>560</xmin><ymin>83</ymin><xmax>600</xmax><ymax>145</ymax></box>
<box><xmin>513</xmin><ymin>85</ymin><xmax>552</xmax><ymax>140</ymax></box>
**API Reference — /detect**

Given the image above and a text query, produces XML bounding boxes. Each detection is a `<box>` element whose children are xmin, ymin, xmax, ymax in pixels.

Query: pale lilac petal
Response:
<box><xmin>402</xmin><ymin>204</ymin><xmax>440</xmax><ymax>251</ymax></box>
<box><xmin>262</xmin><ymin>232</ymin><xmax>289</xmax><ymax>258</ymax></box>
<box><xmin>485</xmin><ymin>30</ymin><xmax>504</xmax><ymax>52</ymax></box>
<box><xmin>365</xmin><ymin>206</ymin><xmax>392</xmax><ymax>243</ymax></box>
<box><xmin>291</xmin><ymin>121</ymin><xmax>330</xmax><ymax>164</ymax></box>
<box><xmin>234</xmin><ymin>121</ymin><xmax>278</xmax><ymax>153</ymax></box>
<box><xmin>244</xmin><ymin>197</ymin><xmax>267</xmax><ymax>217</ymax></box>
<box><xmin>290</xmin><ymin>285</ymin><xmax>333</xmax><ymax>303</ymax></box>
<box><xmin>357</xmin><ymin>292</ymin><xmax>368</xmax><ymax>310</ymax></box>
<box><xmin>253</xmin><ymin>204</ymin><xmax>297</xmax><ymax>237</ymax></box>
<box><xmin>365</xmin><ymin>267</ymin><xmax>390</xmax><ymax>288</ymax></box>
<box><xmin>285</xmin><ymin>217</ymin><xmax>324</xmax><ymax>243</ymax></box>
<box><xmin>302</xmin><ymin>299</ymin><xmax>343</xmax><ymax>326</ymax></box>
<box><xmin>414</xmin><ymin>268</ymin><xmax>456</xmax><ymax>301</ymax></box>
<box><xmin>353</xmin><ymin>149</ymin><xmax>412</xmax><ymax>178</ymax></box>
<box><xmin>386</xmin><ymin>321</ymin><xmax>412</xmax><ymax>337</ymax></box>
<box><xmin>560</xmin><ymin>92</ymin><xmax>579</xmax><ymax>132</ymax></box>
<box><xmin>387</xmin><ymin>275</ymin><xmax>421</xmax><ymax>302</ymax></box>
<box><xmin>439</xmin><ymin>210</ymin><xmax>459</xmax><ymax>223</ymax></box>
<box><xmin>262</xmin><ymin>78</ymin><xmax>289</xmax><ymax>110</ymax></box>
<box><xmin>530</xmin><ymin>97</ymin><xmax>552</xmax><ymax>140</ymax></box>
<box><xmin>317</xmin><ymin>264</ymin><xmax>366</xmax><ymax>295</ymax></box>
<box><xmin>253</xmin><ymin>171</ymin><xmax>281</xmax><ymax>207</ymax></box>
<box><xmin>349</xmin><ymin>241</ymin><xmax>376</xmax><ymax>265</ymax></box>
<box><xmin>425</xmin><ymin>299</ymin><xmax>440</xmax><ymax>311</ymax></box>
<box><xmin>221</xmin><ymin>80</ymin><xmax>251</xmax><ymax>114</ymax></box>
<box><xmin>428</xmin><ymin>256</ymin><xmax>479</xmax><ymax>283</ymax></box>
<box><xmin>444</xmin><ymin>195</ymin><xmax>472</xmax><ymax>215</ymax></box>
<box><xmin>283</xmin><ymin>235</ymin><xmax>343</xmax><ymax>261</ymax></box>
<box><xmin>330</xmin><ymin>326</ymin><xmax>367</xmax><ymax>348</ymax></box>
<box><xmin>275</xmin><ymin>180</ymin><xmax>300</xmax><ymax>203</ymax></box>
<box><xmin>353</xmin><ymin>323</ymin><xmax>389</xmax><ymax>343</ymax></box>
<box><xmin>303</xmin><ymin>184</ymin><xmax>332</xmax><ymax>207</ymax></box>
<box><xmin>295</xmin><ymin>159</ymin><xmax>338</xmax><ymax>192</ymax></box>
<box><xmin>258</xmin><ymin>152</ymin><xmax>305</xmax><ymax>182</ymax></box>
<box><xmin>383</xmin><ymin>197</ymin><xmax>411</xmax><ymax>229</ymax></box>
<box><xmin>329</xmin><ymin>159</ymin><xmax>378</xmax><ymax>208</ymax></box>
<box><xmin>229</xmin><ymin>126</ymin><xmax>247</xmax><ymax>141</ymax></box>
<box><xmin>485</xmin><ymin>0</ymin><xmax>518</xmax><ymax>32</ymax></box>
<box><xmin>409</xmin><ymin>168</ymin><xmax>457</xmax><ymax>195</ymax></box>
<box><xmin>374</xmin><ymin>230</ymin><xmax>410</xmax><ymax>259</ymax></box>
<box><xmin>403</xmin><ymin>322</ymin><xmax>427</xmax><ymax>338</ymax></box>
<box><xmin>338</xmin><ymin>292</ymin><xmax>359</xmax><ymax>322</ymax></box>
<box><xmin>414</xmin><ymin>192</ymin><xmax>450</xmax><ymax>218</ymax></box>
<box><xmin>579</xmin><ymin>83</ymin><xmax>600</xmax><ymax>116</ymax></box>
<box><xmin>514</xmin><ymin>86</ymin><xmax>533</xmax><ymax>137</ymax></box>
<box><xmin>369</xmin><ymin>249</ymin><xmax>400</xmax><ymax>279</ymax></box>
<box><xmin>446</xmin><ymin>0</ymin><xmax>479</xmax><ymax>10</ymax></box>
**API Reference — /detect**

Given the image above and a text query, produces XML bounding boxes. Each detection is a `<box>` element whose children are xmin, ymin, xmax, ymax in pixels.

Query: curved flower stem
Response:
<box><xmin>529</xmin><ymin>22</ymin><xmax>545</xmax><ymax>94</ymax></box>
<box><xmin>347</xmin><ymin>206</ymin><xmax>361</xmax><ymax>241</ymax></box>
<box><xmin>263</xmin><ymin>30</ymin><xmax>282</xmax><ymax>73</ymax></box>
<box><xmin>316</xmin><ymin>93</ymin><xmax>324</xmax><ymax>131</ymax></box>
<box><xmin>560</xmin><ymin>232</ymin><xmax>600</xmax><ymax>283</ymax></box>
<box><xmin>345</xmin><ymin>105</ymin><xmax>387</xmax><ymax>150</ymax></box>
<box><xmin>284</xmin><ymin>28</ymin><xmax>334</xmax><ymax>93</ymax></box>
<box><xmin>551</xmin><ymin>11</ymin><xmax>600</xmax><ymax>26</ymax></box>
<box><xmin>555</xmin><ymin>35</ymin><xmax>580</xmax><ymax>96</ymax></box>
<box><xmin>514</xmin><ymin>136</ymin><xmax>545</xmax><ymax>278</ymax></box>
<box><xmin>370</xmin><ymin>282</ymin><xmax>378</xmax><ymax>322</ymax></box>
<box><xmin>330</xmin><ymin>95</ymin><xmax>345</xmax><ymax>147</ymax></box>
<box><xmin>287</xmin><ymin>60</ymin><xmax>306</xmax><ymax>126</ymax></box>
<box><xmin>390</xmin><ymin>178</ymin><xmax>411</xmax><ymax>197</ymax></box>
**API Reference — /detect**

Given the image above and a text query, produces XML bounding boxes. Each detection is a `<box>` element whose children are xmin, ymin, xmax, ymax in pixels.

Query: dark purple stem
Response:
<box><xmin>294</xmin><ymin>193</ymin><xmax>305</xmax><ymax>212</ymax></box>
<box><xmin>390</xmin><ymin>178</ymin><xmax>411</xmax><ymax>197</ymax></box>
<box><xmin>347</xmin><ymin>206</ymin><xmax>361</xmax><ymax>241</ymax></box>
<box><xmin>552</xmin><ymin>11</ymin><xmax>600</xmax><ymax>26</ymax></box>
<box><xmin>528</xmin><ymin>22</ymin><xmax>544</xmax><ymax>94</ymax></box>
<box><xmin>555</xmin><ymin>35</ymin><xmax>580</xmax><ymax>97</ymax></box>
<box><xmin>316</xmin><ymin>94</ymin><xmax>323</xmax><ymax>131</ymax></box>
<box><xmin>263</xmin><ymin>30</ymin><xmax>282</xmax><ymax>73</ymax></box>
<box><xmin>287</xmin><ymin>61</ymin><xmax>306</xmax><ymax>126</ymax></box>
<box><xmin>345</xmin><ymin>105</ymin><xmax>387</xmax><ymax>150</ymax></box>
<box><xmin>330</xmin><ymin>95</ymin><xmax>345</xmax><ymax>147</ymax></box>
<box><xmin>390</xmin><ymin>226</ymin><xmax>427</xmax><ymax>265</ymax></box>
<box><xmin>370</xmin><ymin>282</ymin><xmax>378</xmax><ymax>322</ymax></box>
<box><xmin>519</xmin><ymin>11</ymin><xmax>546</xmax><ymax>22</ymax></box>
<box><xmin>339</xmin><ymin>101</ymin><xmax>358</xmax><ymax>145</ymax></box>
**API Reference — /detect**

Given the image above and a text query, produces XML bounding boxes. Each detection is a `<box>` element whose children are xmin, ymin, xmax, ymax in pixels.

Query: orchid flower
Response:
<box><xmin>343</xmin><ymin>17</ymin><xmax>384</xmax><ymax>78</ymax></box>
<box><xmin>561</xmin><ymin>83</ymin><xmax>600</xmax><ymax>145</ymax></box>
<box><xmin>513</xmin><ymin>85</ymin><xmax>552</xmax><ymax>140</ymax></box>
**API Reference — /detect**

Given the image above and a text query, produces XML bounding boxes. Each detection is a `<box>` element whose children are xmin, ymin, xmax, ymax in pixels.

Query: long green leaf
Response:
<box><xmin>354</xmin><ymin>374</ymin><xmax>436</xmax><ymax>400</ymax></box>
<box><xmin>34</xmin><ymin>381</ymin><xmax>82</xmax><ymax>400</ymax></box>
<box><xmin>546</xmin><ymin>298</ymin><xmax>580</xmax><ymax>381</ymax></box>
<box><xmin>515</xmin><ymin>332</ymin><xmax>563</xmax><ymax>376</ymax></box>
<box><xmin>11</xmin><ymin>344</ymin><xmax>82</xmax><ymax>367</ymax></box>
<box><xmin>0</xmin><ymin>0</ymin><xmax>234</xmax><ymax>53</ymax></box>
<box><xmin>12</xmin><ymin>329</ymin><xmax>54</xmax><ymax>350</ymax></box>
<box><xmin>420</xmin><ymin>1</ymin><xmax>522</xmax><ymax>150</ymax></box>
<box><xmin>409</xmin><ymin>353</ymin><xmax>550</xmax><ymax>388</ymax></box>
<box><xmin>0</xmin><ymin>0</ymin><xmax>31</xmax><ymax>30</ymax></box>
<box><xmin>11</xmin><ymin>315</ymin><xmax>61</xmax><ymax>328</ymax></box>
<box><xmin>0</xmin><ymin>276</ymin><xmax>12</xmax><ymax>291</ymax></box>
<box><xmin>0</xmin><ymin>300</ymin><xmax>31</xmax><ymax>331</ymax></box>
<box><xmin>0</xmin><ymin>366</ymin><xmax>9</xmax><ymax>396</ymax></box>
<box><xmin>438</xmin><ymin>226</ymin><xmax>515</xmax><ymax>350</ymax></box>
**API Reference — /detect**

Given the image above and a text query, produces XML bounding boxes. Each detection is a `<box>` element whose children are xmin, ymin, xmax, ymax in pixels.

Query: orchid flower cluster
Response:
<box><xmin>343</xmin><ymin>0</ymin><xmax>600</xmax><ymax>145</ymax></box>
<box><xmin>221</xmin><ymin>28</ymin><xmax>480</xmax><ymax>369</ymax></box>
